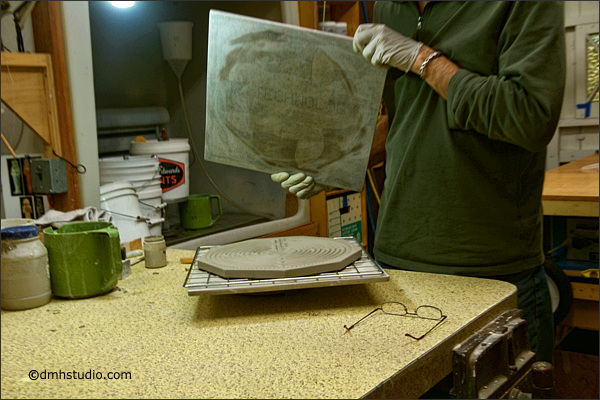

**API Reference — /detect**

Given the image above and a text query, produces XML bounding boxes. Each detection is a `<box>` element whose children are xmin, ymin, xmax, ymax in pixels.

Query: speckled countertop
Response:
<box><xmin>1</xmin><ymin>248</ymin><xmax>517</xmax><ymax>399</ymax></box>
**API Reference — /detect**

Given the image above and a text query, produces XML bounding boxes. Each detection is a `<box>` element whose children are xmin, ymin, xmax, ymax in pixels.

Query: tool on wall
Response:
<box><xmin>1</xmin><ymin>133</ymin><xmax>17</xmax><ymax>157</ymax></box>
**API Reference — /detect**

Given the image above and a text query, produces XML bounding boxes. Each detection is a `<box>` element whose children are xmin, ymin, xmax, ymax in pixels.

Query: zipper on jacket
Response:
<box><xmin>415</xmin><ymin>15</ymin><xmax>423</xmax><ymax>41</ymax></box>
<box><xmin>416</xmin><ymin>2</ymin><xmax>433</xmax><ymax>41</ymax></box>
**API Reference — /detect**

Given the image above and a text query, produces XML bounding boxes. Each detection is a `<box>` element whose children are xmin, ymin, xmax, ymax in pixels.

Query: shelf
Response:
<box><xmin>165</xmin><ymin>212</ymin><xmax>268</xmax><ymax>247</ymax></box>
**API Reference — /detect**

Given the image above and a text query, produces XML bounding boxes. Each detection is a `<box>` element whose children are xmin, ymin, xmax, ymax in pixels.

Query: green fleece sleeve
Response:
<box><xmin>446</xmin><ymin>2</ymin><xmax>566</xmax><ymax>153</ymax></box>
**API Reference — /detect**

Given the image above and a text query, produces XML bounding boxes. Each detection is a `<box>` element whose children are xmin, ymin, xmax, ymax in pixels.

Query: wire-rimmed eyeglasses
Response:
<box><xmin>343</xmin><ymin>301</ymin><xmax>447</xmax><ymax>340</ymax></box>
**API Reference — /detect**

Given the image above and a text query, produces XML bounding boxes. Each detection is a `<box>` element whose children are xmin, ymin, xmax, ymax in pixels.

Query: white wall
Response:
<box><xmin>61</xmin><ymin>1</ymin><xmax>100</xmax><ymax>207</ymax></box>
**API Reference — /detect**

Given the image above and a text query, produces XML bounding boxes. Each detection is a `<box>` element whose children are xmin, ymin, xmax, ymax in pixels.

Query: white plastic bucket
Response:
<box><xmin>101</xmin><ymin>175</ymin><xmax>162</xmax><ymax>193</ymax></box>
<box><xmin>101</xmin><ymin>165</ymin><xmax>158</xmax><ymax>178</ymax></box>
<box><xmin>138</xmin><ymin>186</ymin><xmax>165</xmax><ymax>236</ymax></box>
<box><xmin>129</xmin><ymin>139</ymin><xmax>191</xmax><ymax>202</ymax></box>
<box><xmin>99</xmin><ymin>156</ymin><xmax>159</xmax><ymax>176</ymax></box>
<box><xmin>131</xmin><ymin>179</ymin><xmax>162</xmax><ymax>193</ymax></box>
<box><xmin>99</xmin><ymin>182</ymin><xmax>150</xmax><ymax>244</ymax></box>
<box><xmin>99</xmin><ymin>155</ymin><xmax>159</xmax><ymax>169</ymax></box>
<box><xmin>99</xmin><ymin>155</ymin><xmax>162</xmax><ymax>193</ymax></box>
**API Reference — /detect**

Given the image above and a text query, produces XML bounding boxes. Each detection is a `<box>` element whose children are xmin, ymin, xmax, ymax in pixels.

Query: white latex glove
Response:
<box><xmin>271</xmin><ymin>172</ymin><xmax>328</xmax><ymax>200</ymax></box>
<box><xmin>353</xmin><ymin>24</ymin><xmax>423</xmax><ymax>72</ymax></box>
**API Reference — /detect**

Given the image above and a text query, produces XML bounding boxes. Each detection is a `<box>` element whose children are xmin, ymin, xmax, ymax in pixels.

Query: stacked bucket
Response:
<box><xmin>99</xmin><ymin>155</ymin><xmax>165</xmax><ymax>243</ymax></box>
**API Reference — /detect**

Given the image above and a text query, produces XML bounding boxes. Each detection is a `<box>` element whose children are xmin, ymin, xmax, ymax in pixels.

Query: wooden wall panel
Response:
<box><xmin>31</xmin><ymin>1</ymin><xmax>81</xmax><ymax>211</ymax></box>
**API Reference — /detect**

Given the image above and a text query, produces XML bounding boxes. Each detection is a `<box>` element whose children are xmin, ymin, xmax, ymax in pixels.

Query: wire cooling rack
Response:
<box><xmin>183</xmin><ymin>237</ymin><xmax>389</xmax><ymax>295</ymax></box>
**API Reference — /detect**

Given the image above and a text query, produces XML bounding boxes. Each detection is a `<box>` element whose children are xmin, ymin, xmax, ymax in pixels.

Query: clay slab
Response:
<box><xmin>196</xmin><ymin>236</ymin><xmax>363</xmax><ymax>279</ymax></box>
<box><xmin>204</xmin><ymin>10</ymin><xmax>386</xmax><ymax>192</ymax></box>
<box><xmin>185</xmin><ymin>237</ymin><xmax>390</xmax><ymax>295</ymax></box>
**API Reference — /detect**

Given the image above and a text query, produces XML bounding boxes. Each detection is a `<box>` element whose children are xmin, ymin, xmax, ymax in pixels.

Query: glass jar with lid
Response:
<box><xmin>1</xmin><ymin>225</ymin><xmax>52</xmax><ymax>310</ymax></box>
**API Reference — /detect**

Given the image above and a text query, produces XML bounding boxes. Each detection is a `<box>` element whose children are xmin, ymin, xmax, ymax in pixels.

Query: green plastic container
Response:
<box><xmin>179</xmin><ymin>194</ymin><xmax>222</xmax><ymax>230</ymax></box>
<box><xmin>43</xmin><ymin>221</ymin><xmax>122</xmax><ymax>299</ymax></box>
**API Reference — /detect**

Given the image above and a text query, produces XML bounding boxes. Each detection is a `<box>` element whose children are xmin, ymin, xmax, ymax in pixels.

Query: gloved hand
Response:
<box><xmin>271</xmin><ymin>172</ymin><xmax>328</xmax><ymax>200</ymax></box>
<box><xmin>353</xmin><ymin>24</ymin><xmax>422</xmax><ymax>72</ymax></box>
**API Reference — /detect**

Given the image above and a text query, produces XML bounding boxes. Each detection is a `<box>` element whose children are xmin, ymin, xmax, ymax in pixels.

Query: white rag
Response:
<box><xmin>35</xmin><ymin>206</ymin><xmax>113</xmax><ymax>229</ymax></box>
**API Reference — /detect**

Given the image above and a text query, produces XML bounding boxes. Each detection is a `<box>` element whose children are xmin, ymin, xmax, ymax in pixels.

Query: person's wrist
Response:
<box><xmin>410</xmin><ymin>45</ymin><xmax>436</xmax><ymax>75</ymax></box>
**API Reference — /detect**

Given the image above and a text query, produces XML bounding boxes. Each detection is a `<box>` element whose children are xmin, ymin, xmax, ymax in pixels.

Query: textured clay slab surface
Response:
<box><xmin>196</xmin><ymin>236</ymin><xmax>363</xmax><ymax>279</ymax></box>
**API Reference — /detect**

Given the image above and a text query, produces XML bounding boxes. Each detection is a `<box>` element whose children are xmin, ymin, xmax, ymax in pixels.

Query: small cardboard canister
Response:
<box><xmin>144</xmin><ymin>235</ymin><xmax>167</xmax><ymax>269</ymax></box>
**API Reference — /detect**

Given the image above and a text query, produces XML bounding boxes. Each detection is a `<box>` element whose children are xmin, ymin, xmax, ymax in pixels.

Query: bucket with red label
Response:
<box><xmin>129</xmin><ymin>139</ymin><xmax>190</xmax><ymax>202</ymax></box>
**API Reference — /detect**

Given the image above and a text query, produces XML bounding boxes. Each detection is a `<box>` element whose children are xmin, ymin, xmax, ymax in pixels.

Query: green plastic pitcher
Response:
<box><xmin>43</xmin><ymin>221</ymin><xmax>122</xmax><ymax>299</ymax></box>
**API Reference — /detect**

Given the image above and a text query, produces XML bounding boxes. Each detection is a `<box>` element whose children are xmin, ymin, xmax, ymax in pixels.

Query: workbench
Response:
<box><xmin>1</xmin><ymin>249</ymin><xmax>517</xmax><ymax>399</ymax></box>
<box><xmin>542</xmin><ymin>153</ymin><xmax>599</xmax><ymax>335</ymax></box>
<box><xmin>542</xmin><ymin>153</ymin><xmax>599</xmax><ymax>218</ymax></box>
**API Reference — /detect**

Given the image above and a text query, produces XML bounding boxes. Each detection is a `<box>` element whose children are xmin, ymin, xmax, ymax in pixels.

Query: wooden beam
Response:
<box><xmin>571</xmin><ymin>282</ymin><xmax>599</xmax><ymax>301</ymax></box>
<box><xmin>563</xmin><ymin>299</ymin><xmax>599</xmax><ymax>331</ymax></box>
<box><xmin>331</xmin><ymin>2</ymin><xmax>360</xmax><ymax>36</ymax></box>
<box><xmin>298</xmin><ymin>1</ymin><xmax>317</xmax><ymax>29</ymax></box>
<box><xmin>31</xmin><ymin>1</ymin><xmax>81</xmax><ymax>211</ymax></box>
<box><xmin>542</xmin><ymin>200</ymin><xmax>600</xmax><ymax>217</ymax></box>
<box><xmin>310</xmin><ymin>192</ymin><xmax>328</xmax><ymax>237</ymax></box>
<box><xmin>360</xmin><ymin>185</ymin><xmax>368</xmax><ymax>248</ymax></box>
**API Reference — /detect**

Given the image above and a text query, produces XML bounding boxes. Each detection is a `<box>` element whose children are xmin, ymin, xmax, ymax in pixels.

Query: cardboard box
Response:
<box><xmin>327</xmin><ymin>192</ymin><xmax>364</xmax><ymax>244</ymax></box>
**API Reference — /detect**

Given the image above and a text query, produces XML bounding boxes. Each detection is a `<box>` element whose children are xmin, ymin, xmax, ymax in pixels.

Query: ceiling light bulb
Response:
<box><xmin>110</xmin><ymin>1</ymin><xmax>135</xmax><ymax>9</ymax></box>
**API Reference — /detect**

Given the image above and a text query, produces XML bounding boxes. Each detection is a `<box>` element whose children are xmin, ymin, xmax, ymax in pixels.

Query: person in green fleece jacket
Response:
<box><xmin>272</xmin><ymin>1</ymin><xmax>565</xmax><ymax>363</ymax></box>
